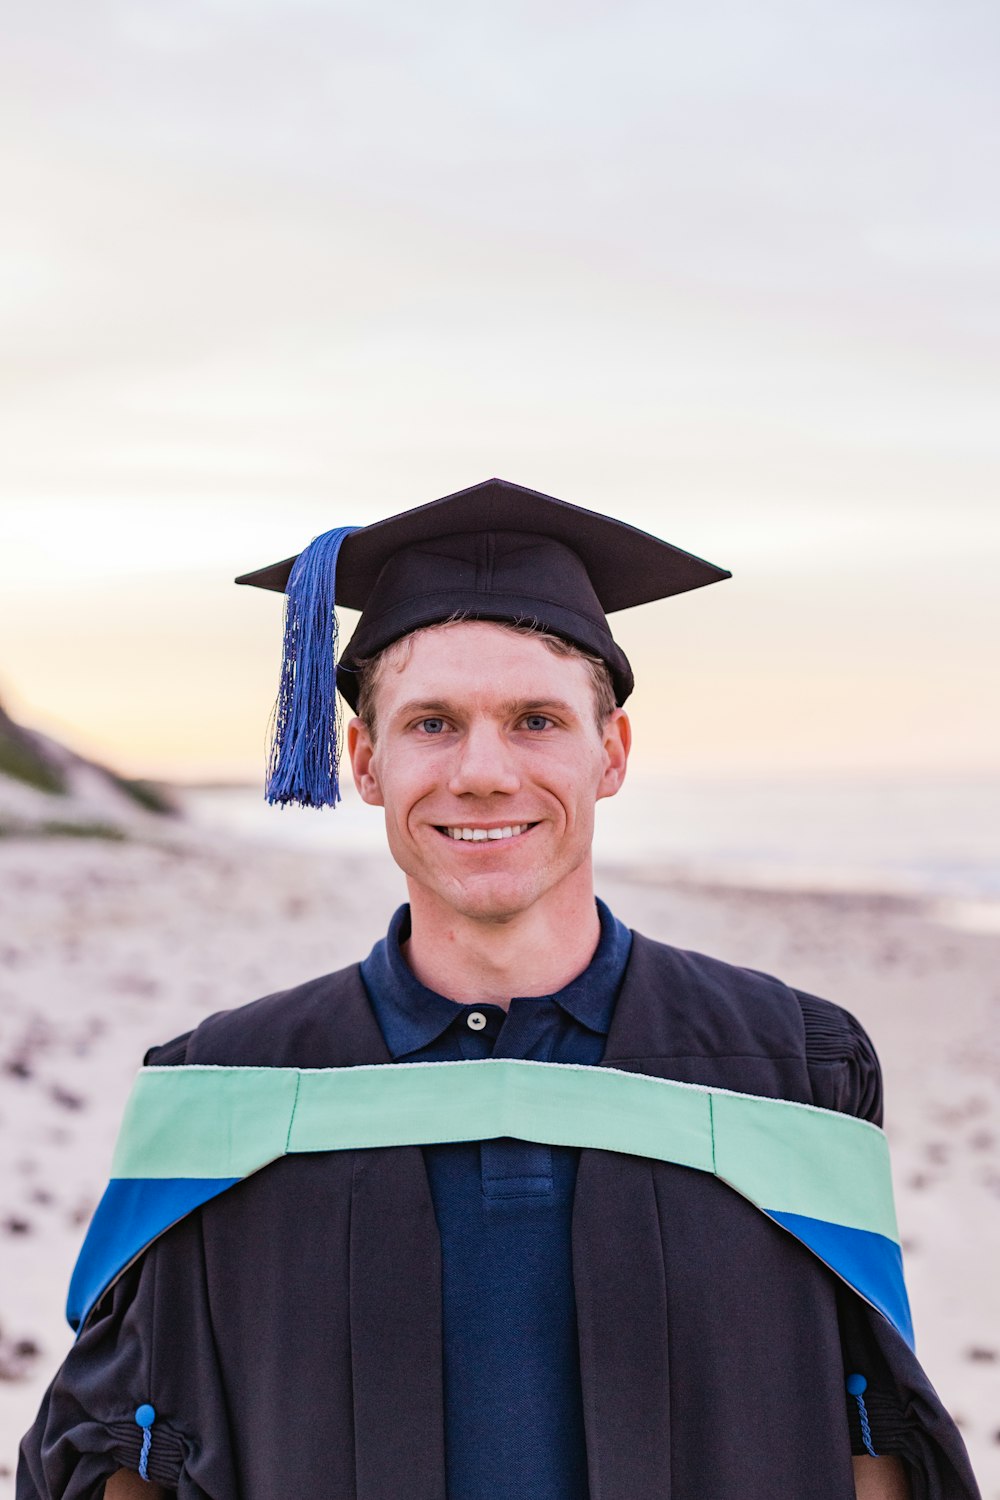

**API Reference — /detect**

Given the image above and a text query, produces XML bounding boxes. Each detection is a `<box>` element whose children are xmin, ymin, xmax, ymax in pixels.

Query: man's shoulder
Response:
<box><xmin>623</xmin><ymin>928</ymin><xmax>880</xmax><ymax>1116</ymax></box>
<box><xmin>626</xmin><ymin>926</ymin><xmax>804</xmax><ymax>1027</ymax></box>
<box><xmin>145</xmin><ymin>960</ymin><xmax>382</xmax><ymax>1069</ymax></box>
<box><xmin>628</xmin><ymin>926</ymin><xmax>856</xmax><ymax>1028</ymax></box>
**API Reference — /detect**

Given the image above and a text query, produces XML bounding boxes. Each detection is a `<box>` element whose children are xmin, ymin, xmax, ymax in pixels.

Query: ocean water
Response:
<box><xmin>180</xmin><ymin>773</ymin><xmax>1000</xmax><ymax>924</ymax></box>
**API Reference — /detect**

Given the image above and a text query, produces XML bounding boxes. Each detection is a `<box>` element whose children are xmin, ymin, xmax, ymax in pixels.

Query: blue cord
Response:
<box><xmin>134</xmin><ymin>1404</ymin><xmax>156</xmax><ymax>1482</ymax></box>
<box><xmin>846</xmin><ymin>1374</ymin><xmax>879</xmax><ymax>1457</ymax></box>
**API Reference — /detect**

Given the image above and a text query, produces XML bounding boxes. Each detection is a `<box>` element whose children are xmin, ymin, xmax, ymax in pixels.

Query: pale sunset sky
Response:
<box><xmin>1</xmin><ymin>1</ymin><xmax>998</xmax><ymax>782</ymax></box>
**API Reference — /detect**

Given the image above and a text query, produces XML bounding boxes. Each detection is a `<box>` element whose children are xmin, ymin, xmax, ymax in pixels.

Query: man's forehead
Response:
<box><xmin>380</xmin><ymin>623</ymin><xmax>593</xmax><ymax>700</ymax></box>
<box><xmin>406</xmin><ymin>618</ymin><xmax>574</xmax><ymax>656</ymax></box>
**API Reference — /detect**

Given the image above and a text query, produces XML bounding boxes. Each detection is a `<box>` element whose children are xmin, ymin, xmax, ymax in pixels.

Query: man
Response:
<box><xmin>20</xmin><ymin>479</ymin><xmax>978</xmax><ymax>1500</ymax></box>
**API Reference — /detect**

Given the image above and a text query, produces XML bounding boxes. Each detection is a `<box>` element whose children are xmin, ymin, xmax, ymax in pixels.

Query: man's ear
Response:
<box><xmin>596</xmin><ymin>708</ymin><xmax>631</xmax><ymax>802</ymax></box>
<box><xmin>347</xmin><ymin>718</ymin><xmax>384</xmax><ymax>807</ymax></box>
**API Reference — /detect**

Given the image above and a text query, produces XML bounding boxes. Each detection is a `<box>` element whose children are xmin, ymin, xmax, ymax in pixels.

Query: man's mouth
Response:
<box><xmin>435</xmin><ymin>823</ymin><xmax>538</xmax><ymax>843</ymax></box>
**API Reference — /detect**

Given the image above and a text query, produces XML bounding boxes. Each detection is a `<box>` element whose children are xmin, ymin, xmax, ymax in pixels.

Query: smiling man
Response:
<box><xmin>349</xmin><ymin>621</ymin><xmax>628</xmax><ymax>955</ymax></box>
<box><xmin>20</xmin><ymin>480</ymin><xmax>978</xmax><ymax>1500</ymax></box>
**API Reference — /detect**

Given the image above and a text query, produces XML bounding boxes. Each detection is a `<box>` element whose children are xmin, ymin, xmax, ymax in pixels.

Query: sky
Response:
<box><xmin>1</xmin><ymin>0</ymin><xmax>998</xmax><ymax>781</ymax></box>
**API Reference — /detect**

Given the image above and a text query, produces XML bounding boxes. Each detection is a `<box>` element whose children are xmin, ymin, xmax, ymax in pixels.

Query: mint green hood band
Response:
<box><xmin>115</xmin><ymin>1058</ymin><xmax>898</xmax><ymax>1242</ymax></box>
<box><xmin>70</xmin><ymin>1058</ymin><xmax>912</xmax><ymax>1345</ymax></box>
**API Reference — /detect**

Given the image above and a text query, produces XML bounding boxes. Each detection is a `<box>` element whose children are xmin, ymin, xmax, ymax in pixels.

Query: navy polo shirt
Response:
<box><xmin>360</xmin><ymin>900</ymin><xmax>633</xmax><ymax>1500</ymax></box>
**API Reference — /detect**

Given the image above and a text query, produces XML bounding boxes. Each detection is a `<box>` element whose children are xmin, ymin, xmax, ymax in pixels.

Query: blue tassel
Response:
<box><xmin>265</xmin><ymin>525</ymin><xmax>359</xmax><ymax>809</ymax></box>
<box><xmin>846</xmin><ymin>1373</ymin><xmax>879</xmax><ymax>1457</ymax></box>
<box><xmin>134</xmin><ymin>1403</ymin><xmax>155</xmax><ymax>1481</ymax></box>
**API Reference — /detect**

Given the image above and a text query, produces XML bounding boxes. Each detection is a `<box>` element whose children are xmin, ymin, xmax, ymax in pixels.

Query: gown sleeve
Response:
<box><xmin>798</xmin><ymin>988</ymin><xmax>884</xmax><ymax>1125</ymax></box>
<box><xmin>17</xmin><ymin>1252</ymin><xmax>187</xmax><ymax>1499</ymax></box>
<box><xmin>17</xmin><ymin>1031</ymin><xmax>232</xmax><ymax>1500</ymax></box>
<box><xmin>796</xmin><ymin>988</ymin><xmax>981</xmax><ymax>1498</ymax></box>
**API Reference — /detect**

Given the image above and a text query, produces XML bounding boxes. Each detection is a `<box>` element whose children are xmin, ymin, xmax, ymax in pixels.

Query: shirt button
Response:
<box><xmin>467</xmin><ymin>1011</ymin><xmax>487</xmax><ymax>1031</ymax></box>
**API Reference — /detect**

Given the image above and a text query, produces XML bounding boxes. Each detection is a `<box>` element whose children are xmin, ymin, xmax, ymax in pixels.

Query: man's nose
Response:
<box><xmin>446</xmin><ymin>721</ymin><xmax>521</xmax><ymax>799</ymax></box>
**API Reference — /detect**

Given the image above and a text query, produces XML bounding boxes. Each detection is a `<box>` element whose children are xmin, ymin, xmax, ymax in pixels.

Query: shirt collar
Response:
<box><xmin>360</xmin><ymin>899</ymin><xmax>632</xmax><ymax>1061</ymax></box>
<box><xmin>361</xmin><ymin>906</ymin><xmax>463</xmax><ymax>1058</ymax></box>
<box><xmin>553</xmin><ymin>898</ymin><xmax>633</xmax><ymax>1034</ymax></box>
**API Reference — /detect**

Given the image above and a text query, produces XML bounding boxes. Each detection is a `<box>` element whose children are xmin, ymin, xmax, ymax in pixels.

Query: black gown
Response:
<box><xmin>18</xmin><ymin>931</ymin><xmax>980</xmax><ymax>1500</ymax></box>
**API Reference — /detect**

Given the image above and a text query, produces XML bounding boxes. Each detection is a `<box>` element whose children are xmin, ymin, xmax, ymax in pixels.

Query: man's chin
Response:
<box><xmin>424</xmin><ymin>871</ymin><xmax>546</xmax><ymax>926</ymax></box>
<box><xmin>444</xmin><ymin>888</ymin><xmax>537</xmax><ymax>926</ymax></box>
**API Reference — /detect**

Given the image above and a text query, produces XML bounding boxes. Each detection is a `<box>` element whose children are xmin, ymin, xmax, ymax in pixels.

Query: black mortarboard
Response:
<box><xmin>236</xmin><ymin>477</ymin><xmax>730</xmax><ymax>808</ymax></box>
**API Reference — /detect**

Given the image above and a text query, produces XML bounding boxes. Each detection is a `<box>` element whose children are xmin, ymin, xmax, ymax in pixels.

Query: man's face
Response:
<box><xmin>347</xmin><ymin>622</ymin><xmax>630</xmax><ymax>925</ymax></box>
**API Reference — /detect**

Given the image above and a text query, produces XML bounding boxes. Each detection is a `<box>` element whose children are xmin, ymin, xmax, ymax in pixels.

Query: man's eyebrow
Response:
<box><xmin>391</xmin><ymin>700</ymin><xmax>454</xmax><ymax>720</ymax></box>
<box><xmin>391</xmin><ymin>697</ymin><xmax>580</xmax><ymax>721</ymax></box>
<box><xmin>502</xmin><ymin>699</ymin><xmax>579</xmax><ymax>718</ymax></box>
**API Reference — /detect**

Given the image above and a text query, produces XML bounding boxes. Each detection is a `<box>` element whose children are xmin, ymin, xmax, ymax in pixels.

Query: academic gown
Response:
<box><xmin>18</xmin><ymin>931</ymin><xmax>980</xmax><ymax>1500</ymax></box>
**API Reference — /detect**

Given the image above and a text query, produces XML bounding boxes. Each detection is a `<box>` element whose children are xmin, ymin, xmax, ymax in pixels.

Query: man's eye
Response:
<box><xmin>418</xmin><ymin>718</ymin><xmax>447</xmax><ymax>734</ymax></box>
<box><xmin>521</xmin><ymin>714</ymin><xmax>553</xmax><ymax>731</ymax></box>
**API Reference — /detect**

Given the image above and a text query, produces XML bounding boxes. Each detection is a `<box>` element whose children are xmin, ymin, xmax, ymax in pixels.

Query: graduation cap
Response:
<box><xmin>236</xmin><ymin>477</ymin><xmax>730</xmax><ymax>809</ymax></box>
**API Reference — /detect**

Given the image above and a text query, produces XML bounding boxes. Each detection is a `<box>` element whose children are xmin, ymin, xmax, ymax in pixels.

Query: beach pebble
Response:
<box><xmin>0</xmin><ymin>1330</ymin><xmax>41</xmax><ymax>1382</ymax></box>
<box><xmin>49</xmin><ymin>1085</ymin><xmax>86</xmax><ymax>1112</ymax></box>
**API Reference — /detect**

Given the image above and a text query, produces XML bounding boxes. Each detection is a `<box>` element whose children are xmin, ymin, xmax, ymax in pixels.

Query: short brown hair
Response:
<box><xmin>354</xmin><ymin>617</ymin><xmax>617</xmax><ymax>740</ymax></box>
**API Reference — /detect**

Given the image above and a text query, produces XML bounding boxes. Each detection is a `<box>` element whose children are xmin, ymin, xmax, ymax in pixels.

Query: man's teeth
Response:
<box><xmin>444</xmin><ymin>824</ymin><xmax>531</xmax><ymax>841</ymax></box>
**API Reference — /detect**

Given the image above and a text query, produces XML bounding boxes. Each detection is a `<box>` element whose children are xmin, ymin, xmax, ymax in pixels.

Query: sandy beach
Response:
<box><xmin>1</xmin><ymin>829</ymin><xmax>997</xmax><ymax>1496</ymax></box>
